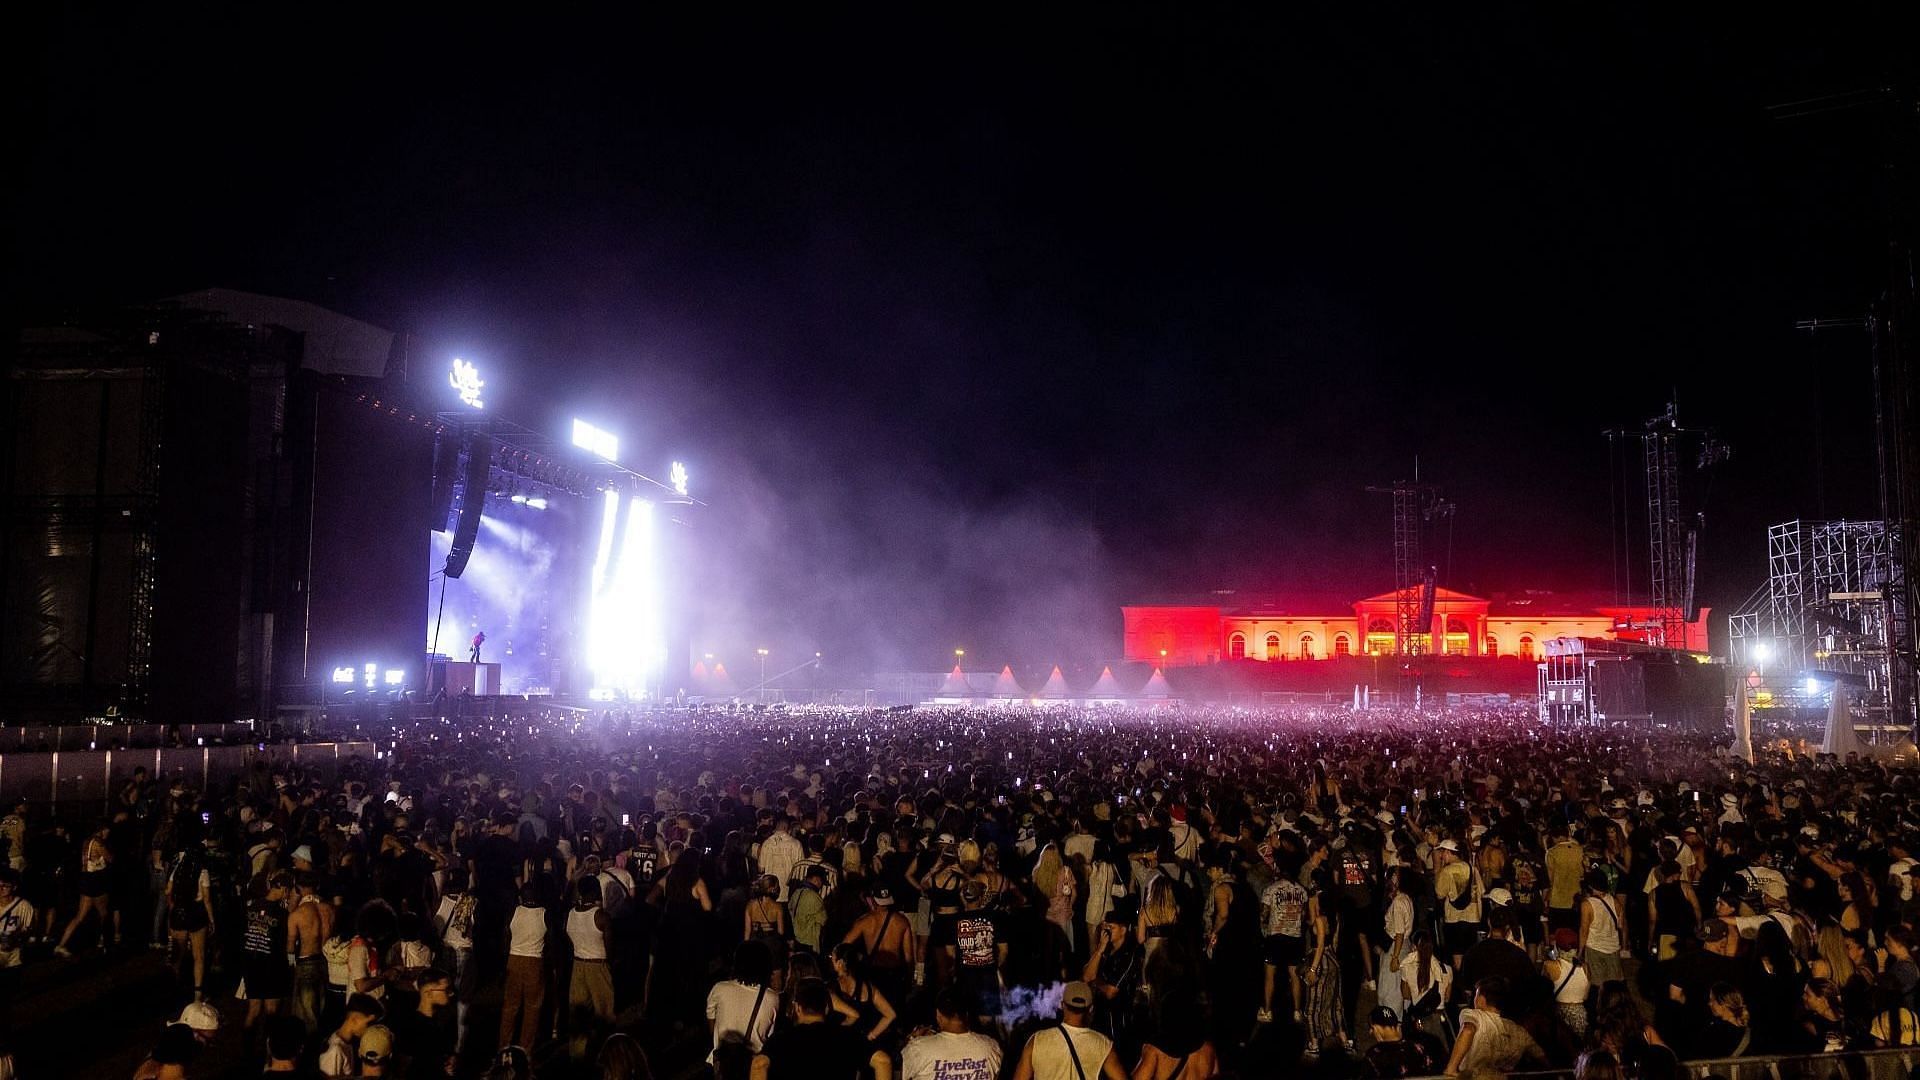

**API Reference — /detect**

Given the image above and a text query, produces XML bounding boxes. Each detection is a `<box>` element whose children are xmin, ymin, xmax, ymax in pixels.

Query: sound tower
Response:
<box><xmin>428</xmin><ymin>431</ymin><xmax>458</xmax><ymax>532</ymax></box>
<box><xmin>443</xmin><ymin>434</ymin><xmax>491</xmax><ymax>579</ymax></box>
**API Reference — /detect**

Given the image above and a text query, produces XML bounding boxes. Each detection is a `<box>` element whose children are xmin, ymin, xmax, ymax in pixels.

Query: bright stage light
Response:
<box><xmin>331</xmin><ymin>666</ymin><xmax>356</xmax><ymax>684</ymax></box>
<box><xmin>586</xmin><ymin>494</ymin><xmax>664</xmax><ymax>696</ymax></box>
<box><xmin>670</xmin><ymin>460</ymin><xmax>689</xmax><ymax>497</ymax></box>
<box><xmin>1753</xmin><ymin>642</ymin><xmax>1772</xmax><ymax>662</ymax></box>
<box><xmin>364</xmin><ymin>662</ymin><xmax>378</xmax><ymax>689</ymax></box>
<box><xmin>384</xmin><ymin>669</ymin><xmax>405</xmax><ymax>686</ymax></box>
<box><xmin>510</xmin><ymin>493</ymin><xmax>528</xmax><ymax>504</ymax></box>
<box><xmin>450</xmin><ymin>358</ymin><xmax>484</xmax><ymax>408</ymax></box>
<box><xmin>572</xmin><ymin>419</ymin><xmax>619</xmax><ymax>462</ymax></box>
<box><xmin>1805</xmin><ymin>676</ymin><xmax>1821</xmax><ymax>694</ymax></box>
<box><xmin>526</xmin><ymin>497</ymin><xmax>547</xmax><ymax>510</ymax></box>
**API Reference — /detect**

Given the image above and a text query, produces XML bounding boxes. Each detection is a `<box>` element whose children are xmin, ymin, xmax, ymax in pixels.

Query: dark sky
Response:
<box><xmin>11</xmin><ymin>7</ymin><xmax>1910</xmax><ymax>670</ymax></box>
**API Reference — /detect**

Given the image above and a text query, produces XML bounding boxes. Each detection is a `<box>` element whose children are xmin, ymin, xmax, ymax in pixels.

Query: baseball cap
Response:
<box><xmin>360</xmin><ymin>1024</ymin><xmax>393</xmax><ymax>1064</ymax></box>
<box><xmin>1369</xmin><ymin>1005</ymin><xmax>1401</xmax><ymax>1027</ymax></box>
<box><xmin>1436</xmin><ymin>839</ymin><xmax>1460</xmax><ymax>853</ymax></box>
<box><xmin>870</xmin><ymin>885</ymin><xmax>895</xmax><ymax>906</ymax></box>
<box><xmin>1552</xmin><ymin>927</ymin><xmax>1579</xmax><ymax>951</ymax></box>
<box><xmin>290</xmin><ymin>845</ymin><xmax>314</xmax><ymax>863</ymax></box>
<box><xmin>176</xmin><ymin>1002</ymin><xmax>221</xmax><ymax>1033</ymax></box>
<box><xmin>1698</xmin><ymin>918</ymin><xmax>1730</xmax><ymax>943</ymax></box>
<box><xmin>1062</xmin><ymin>981</ymin><xmax>1095</xmax><ymax>1010</ymax></box>
<box><xmin>1486</xmin><ymin>888</ymin><xmax>1513</xmax><ymax>906</ymax></box>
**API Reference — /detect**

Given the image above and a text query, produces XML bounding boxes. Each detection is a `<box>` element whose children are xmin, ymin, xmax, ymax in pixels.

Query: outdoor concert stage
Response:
<box><xmin>2</xmin><ymin>291</ymin><xmax>699</xmax><ymax>725</ymax></box>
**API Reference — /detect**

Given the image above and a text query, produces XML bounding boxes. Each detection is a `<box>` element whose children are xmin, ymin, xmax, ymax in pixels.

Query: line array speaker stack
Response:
<box><xmin>443</xmin><ymin>434</ymin><xmax>491</xmax><ymax>579</ymax></box>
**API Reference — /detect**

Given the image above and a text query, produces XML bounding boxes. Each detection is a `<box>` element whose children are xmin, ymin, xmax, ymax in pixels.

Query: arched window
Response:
<box><xmin>1365</xmin><ymin>618</ymin><xmax>1396</xmax><ymax>655</ymax></box>
<box><xmin>1264</xmin><ymin>632</ymin><xmax>1281</xmax><ymax>660</ymax></box>
<box><xmin>1228</xmin><ymin>633</ymin><xmax>1246</xmax><ymax>660</ymax></box>
<box><xmin>1518</xmin><ymin>634</ymin><xmax>1535</xmax><ymax>661</ymax></box>
<box><xmin>1483</xmin><ymin>634</ymin><xmax>1500</xmax><ymax>658</ymax></box>
<box><xmin>1299</xmin><ymin>632</ymin><xmax>1316</xmax><ymax>660</ymax></box>
<box><xmin>1333</xmin><ymin>633</ymin><xmax>1352</xmax><ymax>657</ymax></box>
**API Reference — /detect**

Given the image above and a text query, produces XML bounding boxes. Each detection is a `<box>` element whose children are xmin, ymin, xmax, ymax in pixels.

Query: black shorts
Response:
<box><xmin>1265</xmin><ymin>933</ymin><xmax>1306</xmax><ymax>967</ymax></box>
<box><xmin>168</xmin><ymin>905</ymin><xmax>209</xmax><ymax>934</ymax></box>
<box><xmin>1441</xmin><ymin>920</ymin><xmax>1480</xmax><ymax>956</ymax></box>
<box><xmin>78</xmin><ymin>870</ymin><xmax>111</xmax><ymax>899</ymax></box>
<box><xmin>929</xmin><ymin>911</ymin><xmax>961</xmax><ymax>949</ymax></box>
<box><xmin>956</xmin><ymin>968</ymin><xmax>1000</xmax><ymax>1017</ymax></box>
<box><xmin>244</xmin><ymin>956</ymin><xmax>292</xmax><ymax>999</ymax></box>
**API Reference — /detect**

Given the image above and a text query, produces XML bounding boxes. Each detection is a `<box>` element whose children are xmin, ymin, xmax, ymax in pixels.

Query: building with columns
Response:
<box><xmin>1122</xmin><ymin>588</ymin><xmax>1710</xmax><ymax>667</ymax></box>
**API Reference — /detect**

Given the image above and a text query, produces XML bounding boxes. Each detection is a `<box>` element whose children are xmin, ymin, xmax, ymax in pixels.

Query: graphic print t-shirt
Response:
<box><xmin>956</xmin><ymin>913</ymin><xmax>999</xmax><ymax>968</ymax></box>
<box><xmin>1263</xmin><ymin>879</ymin><xmax>1307</xmax><ymax>938</ymax></box>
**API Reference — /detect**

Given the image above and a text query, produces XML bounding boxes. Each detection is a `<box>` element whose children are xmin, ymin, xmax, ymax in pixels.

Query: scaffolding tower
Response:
<box><xmin>1644</xmin><ymin>409</ymin><xmax>1687</xmax><ymax>648</ymax></box>
<box><xmin>1730</xmin><ymin>518</ymin><xmax>1905</xmax><ymax>730</ymax></box>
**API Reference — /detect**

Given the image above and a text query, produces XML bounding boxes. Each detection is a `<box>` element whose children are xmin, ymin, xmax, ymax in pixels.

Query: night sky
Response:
<box><xmin>11</xmin><ymin>8</ymin><xmax>1909</xmax><ymax>670</ymax></box>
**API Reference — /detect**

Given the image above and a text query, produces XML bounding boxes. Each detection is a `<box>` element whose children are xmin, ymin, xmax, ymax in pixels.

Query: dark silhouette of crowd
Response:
<box><xmin>9</xmin><ymin>702</ymin><xmax>1920</xmax><ymax>1079</ymax></box>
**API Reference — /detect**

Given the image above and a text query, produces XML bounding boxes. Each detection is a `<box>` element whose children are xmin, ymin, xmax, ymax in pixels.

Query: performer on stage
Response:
<box><xmin>469</xmin><ymin>630</ymin><xmax>485</xmax><ymax>664</ymax></box>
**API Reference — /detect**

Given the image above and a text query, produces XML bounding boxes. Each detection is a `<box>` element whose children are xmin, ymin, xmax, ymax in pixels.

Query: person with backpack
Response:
<box><xmin>165</xmin><ymin>835</ymin><xmax>217</xmax><ymax>1002</ymax></box>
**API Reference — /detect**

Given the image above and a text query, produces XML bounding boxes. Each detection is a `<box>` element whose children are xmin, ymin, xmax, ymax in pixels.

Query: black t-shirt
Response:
<box><xmin>474</xmin><ymin>834</ymin><xmax>520</xmax><ymax>898</ymax></box>
<box><xmin>760</xmin><ymin>1020</ymin><xmax>869</xmax><ymax>1080</ymax></box>
<box><xmin>397</xmin><ymin>1007</ymin><xmax>457</xmax><ymax>1079</ymax></box>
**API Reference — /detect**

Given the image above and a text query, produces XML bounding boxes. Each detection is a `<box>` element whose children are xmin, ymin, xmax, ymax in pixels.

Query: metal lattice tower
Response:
<box><xmin>1644</xmin><ymin>406</ymin><xmax>1687</xmax><ymax>648</ymax></box>
<box><xmin>1393</xmin><ymin>485</ymin><xmax>1421</xmax><ymax>657</ymax></box>
<box><xmin>1369</xmin><ymin>477</ymin><xmax>1451</xmax><ymax>658</ymax></box>
<box><xmin>1767</xmin><ymin>521</ymin><xmax>1808</xmax><ymax>671</ymax></box>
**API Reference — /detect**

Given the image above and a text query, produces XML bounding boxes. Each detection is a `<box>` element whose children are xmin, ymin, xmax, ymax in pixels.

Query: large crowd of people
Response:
<box><xmin>5</xmin><ymin>701</ymin><xmax>1920</xmax><ymax>1079</ymax></box>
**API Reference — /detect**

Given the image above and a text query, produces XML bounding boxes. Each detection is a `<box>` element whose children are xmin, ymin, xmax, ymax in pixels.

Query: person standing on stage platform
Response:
<box><xmin>469</xmin><ymin>631</ymin><xmax>485</xmax><ymax>664</ymax></box>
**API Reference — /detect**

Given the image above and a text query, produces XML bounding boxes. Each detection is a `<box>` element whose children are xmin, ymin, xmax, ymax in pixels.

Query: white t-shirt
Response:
<box><xmin>1384</xmin><ymin>892</ymin><xmax>1415</xmax><ymax>943</ymax></box>
<box><xmin>903</xmin><ymin>1030</ymin><xmax>1002</xmax><ymax>1080</ymax></box>
<box><xmin>317</xmin><ymin>1032</ymin><xmax>357</xmax><ymax>1078</ymax></box>
<box><xmin>1026</xmin><ymin>1023</ymin><xmax>1113</xmax><ymax>1080</ymax></box>
<box><xmin>705</xmin><ymin>980</ymin><xmax>777</xmax><ymax>1061</ymax></box>
<box><xmin>0</xmin><ymin>896</ymin><xmax>37</xmax><ymax>967</ymax></box>
<box><xmin>758</xmin><ymin>832</ymin><xmax>803</xmax><ymax>900</ymax></box>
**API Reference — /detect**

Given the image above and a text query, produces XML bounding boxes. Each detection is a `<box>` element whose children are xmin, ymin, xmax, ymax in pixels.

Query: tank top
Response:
<box><xmin>928</xmin><ymin>869</ymin><xmax>963</xmax><ymax>912</ymax></box>
<box><xmin>83</xmin><ymin>841</ymin><xmax>108</xmax><ymax>874</ymax></box>
<box><xmin>1550</xmin><ymin>959</ymin><xmax>1590</xmax><ymax>1004</ymax></box>
<box><xmin>1585</xmin><ymin>895</ymin><xmax>1622</xmax><ymax>954</ymax></box>
<box><xmin>568</xmin><ymin>907</ymin><xmax>606</xmax><ymax>960</ymax></box>
<box><xmin>509</xmin><ymin>904</ymin><xmax>547</xmax><ymax>957</ymax></box>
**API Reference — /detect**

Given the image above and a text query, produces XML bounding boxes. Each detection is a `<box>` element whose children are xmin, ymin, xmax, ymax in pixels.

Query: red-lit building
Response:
<box><xmin>1123</xmin><ymin>589</ymin><xmax>1709</xmax><ymax>667</ymax></box>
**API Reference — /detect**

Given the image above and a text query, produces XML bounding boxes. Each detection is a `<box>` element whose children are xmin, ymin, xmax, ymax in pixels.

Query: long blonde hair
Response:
<box><xmin>1143</xmin><ymin>874</ymin><xmax>1180</xmax><ymax>930</ymax></box>
<box><xmin>1033</xmin><ymin>844</ymin><xmax>1064</xmax><ymax>899</ymax></box>
<box><xmin>1816</xmin><ymin>924</ymin><xmax>1856</xmax><ymax>986</ymax></box>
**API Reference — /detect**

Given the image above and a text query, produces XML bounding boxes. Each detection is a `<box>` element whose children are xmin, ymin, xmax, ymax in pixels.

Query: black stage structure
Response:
<box><xmin>4</xmin><ymin>289</ymin><xmax>699</xmax><ymax>725</ymax></box>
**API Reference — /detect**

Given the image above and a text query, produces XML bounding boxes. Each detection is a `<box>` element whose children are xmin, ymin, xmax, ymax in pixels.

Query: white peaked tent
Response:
<box><xmin>1143</xmin><ymin>667</ymin><xmax>1172</xmax><ymax>699</ymax></box>
<box><xmin>1822</xmin><ymin>686</ymin><xmax>1917</xmax><ymax>759</ymax></box>
<box><xmin>690</xmin><ymin>660</ymin><xmax>710</xmax><ymax>694</ymax></box>
<box><xmin>710</xmin><ymin>662</ymin><xmax>737</xmax><ymax>696</ymax></box>
<box><xmin>1090</xmin><ymin>666</ymin><xmax>1123</xmax><ymax>698</ymax></box>
<box><xmin>1732</xmin><ymin>684</ymin><xmax>1754</xmax><ymax>763</ymax></box>
<box><xmin>992</xmin><ymin>665</ymin><xmax>1022</xmax><ymax>698</ymax></box>
<box><xmin>937</xmin><ymin>665</ymin><xmax>972</xmax><ymax>697</ymax></box>
<box><xmin>1038</xmin><ymin>665</ymin><xmax>1070</xmax><ymax>698</ymax></box>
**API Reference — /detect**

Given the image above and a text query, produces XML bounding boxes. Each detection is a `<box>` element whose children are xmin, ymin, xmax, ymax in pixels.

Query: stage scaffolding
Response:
<box><xmin>1729</xmin><ymin>518</ymin><xmax>1909</xmax><ymax>733</ymax></box>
